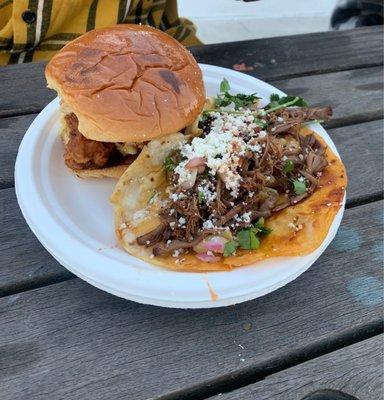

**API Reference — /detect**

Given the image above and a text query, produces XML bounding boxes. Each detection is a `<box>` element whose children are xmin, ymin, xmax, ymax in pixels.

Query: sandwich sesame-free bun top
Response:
<box><xmin>45</xmin><ymin>24</ymin><xmax>205</xmax><ymax>142</ymax></box>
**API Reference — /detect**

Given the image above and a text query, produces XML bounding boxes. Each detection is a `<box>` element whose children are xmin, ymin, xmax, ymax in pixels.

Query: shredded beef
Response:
<box><xmin>136</xmin><ymin>106</ymin><xmax>331</xmax><ymax>255</ymax></box>
<box><xmin>137</xmin><ymin>223</ymin><xmax>168</xmax><ymax>246</ymax></box>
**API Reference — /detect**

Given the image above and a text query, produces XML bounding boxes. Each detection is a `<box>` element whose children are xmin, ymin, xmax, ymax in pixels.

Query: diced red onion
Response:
<box><xmin>196</xmin><ymin>253</ymin><xmax>221</xmax><ymax>263</ymax></box>
<box><xmin>180</xmin><ymin>169</ymin><xmax>197</xmax><ymax>190</ymax></box>
<box><xmin>201</xmin><ymin>237</ymin><xmax>227</xmax><ymax>253</ymax></box>
<box><xmin>197</xmin><ymin>165</ymin><xmax>206</xmax><ymax>174</ymax></box>
<box><xmin>193</xmin><ymin>236</ymin><xmax>227</xmax><ymax>254</ymax></box>
<box><xmin>185</xmin><ymin>157</ymin><xmax>207</xmax><ymax>170</ymax></box>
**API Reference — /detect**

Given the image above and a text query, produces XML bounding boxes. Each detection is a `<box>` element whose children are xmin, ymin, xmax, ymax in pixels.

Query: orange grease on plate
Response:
<box><xmin>204</xmin><ymin>275</ymin><xmax>219</xmax><ymax>301</ymax></box>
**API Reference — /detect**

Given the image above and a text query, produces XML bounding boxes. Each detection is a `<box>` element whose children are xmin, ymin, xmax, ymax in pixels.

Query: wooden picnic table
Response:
<box><xmin>0</xmin><ymin>26</ymin><xmax>383</xmax><ymax>400</ymax></box>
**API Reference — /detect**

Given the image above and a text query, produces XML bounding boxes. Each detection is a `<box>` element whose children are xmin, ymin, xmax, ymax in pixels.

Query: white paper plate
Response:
<box><xmin>15</xmin><ymin>64</ymin><xmax>345</xmax><ymax>308</ymax></box>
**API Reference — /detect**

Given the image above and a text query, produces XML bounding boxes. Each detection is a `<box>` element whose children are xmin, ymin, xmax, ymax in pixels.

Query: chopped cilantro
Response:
<box><xmin>223</xmin><ymin>240</ymin><xmax>239</xmax><ymax>257</ymax></box>
<box><xmin>270</xmin><ymin>93</ymin><xmax>280</xmax><ymax>102</ymax></box>
<box><xmin>220</xmin><ymin>77</ymin><xmax>231</xmax><ymax>93</ymax></box>
<box><xmin>237</xmin><ymin>229</ymin><xmax>260</xmax><ymax>250</ymax></box>
<box><xmin>223</xmin><ymin>220</ymin><xmax>271</xmax><ymax>256</ymax></box>
<box><xmin>164</xmin><ymin>156</ymin><xmax>176</xmax><ymax>173</ymax></box>
<box><xmin>249</xmin><ymin>231</ymin><xmax>260</xmax><ymax>249</ymax></box>
<box><xmin>283</xmin><ymin>160</ymin><xmax>295</xmax><ymax>174</ymax></box>
<box><xmin>147</xmin><ymin>190</ymin><xmax>157</xmax><ymax>205</ymax></box>
<box><xmin>254</xmin><ymin>218</ymin><xmax>272</xmax><ymax>236</ymax></box>
<box><xmin>265</xmin><ymin>93</ymin><xmax>308</xmax><ymax>113</ymax></box>
<box><xmin>198</xmin><ymin>191</ymin><xmax>206</xmax><ymax>204</ymax></box>
<box><xmin>292</xmin><ymin>180</ymin><xmax>307</xmax><ymax>195</ymax></box>
<box><xmin>215</xmin><ymin>78</ymin><xmax>260</xmax><ymax>110</ymax></box>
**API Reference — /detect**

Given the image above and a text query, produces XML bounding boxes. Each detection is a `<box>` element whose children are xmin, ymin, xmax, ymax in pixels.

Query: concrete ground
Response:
<box><xmin>178</xmin><ymin>0</ymin><xmax>339</xmax><ymax>44</ymax></box>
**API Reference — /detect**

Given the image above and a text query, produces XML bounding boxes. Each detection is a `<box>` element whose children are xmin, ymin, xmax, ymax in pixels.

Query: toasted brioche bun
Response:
<box><xmin>46</xmin><ymin>24</ymin><xmax>205</xmax><ymax>143</ymax></box>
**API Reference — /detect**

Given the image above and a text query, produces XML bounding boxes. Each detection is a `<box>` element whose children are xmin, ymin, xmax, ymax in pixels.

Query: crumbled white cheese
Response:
<box><xmin>296</xmin><ymin>224</ymin><xmax>303</xmax><ymax>231</ymax></box>
<box><xmin>197</xmin><ymin>180</ymin><xmax>217</xmax><ymax>203</ymax></box>
<box><xmin>258</xmin><ymin>130</ymin><xmax>267</xmax><ymax>138</ymax></box>
<box><xmin>169</xmin><ymin>192</ymin><xmax>186</xmax><ymax>202</ymax></box>
<box><xmin>172</xmin><ymin>250</ymin><xmax>181</xmax><ymax>257</ymax></box>
<box><xmin>236</xmin><ymin>211</ymin><xmax>252</xmax><ymax>224</ymax></box>
<box><xmin>247</xmin><ymin>143</ymin><xmax>262</xmax><ymax>154</ymax></box>
<box><xmin>178</xmin><ymin>217</ymin><xmax>186</xmax><ymax>226</ymax></box>
<box><xmin>202</xmin><ymin>220</ymin><xmax>215</xmax><ymax>230</ymax></box>
<box><xmin>132</xmin><ymin>209</ymin><xmax>148</xmax><ymax>221</ymax></box>
<box><xmin>175</xmin><ymin>112</ymin><xmax>261</xmax><ymax>197</ymax></box>
<box><xmin>298</xmin><ymin>175</ymin><xmax>306</xmax><ymax>182</ymax></box>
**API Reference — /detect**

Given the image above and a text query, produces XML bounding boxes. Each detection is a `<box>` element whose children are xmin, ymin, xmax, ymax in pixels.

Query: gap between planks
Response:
<box><xmin>156</xmin><ymin>322</ymin><xmax>383</xmax><ymax>400</ymax></box>
<box><xmin>267</xmin><ymin>62</ymin><xmax>383</xmax><ymax>84</ymax></box>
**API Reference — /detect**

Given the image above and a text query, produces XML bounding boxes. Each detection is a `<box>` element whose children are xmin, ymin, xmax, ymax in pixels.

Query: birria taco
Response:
<box><xmin>45</xmin><ymin>24</ymin><xmax>205</xmax><ymax>178</ymax></box>
<box><xmin>111</xmin><ymin>80</ymin><xmax>347</xmax><ymax>271</ymax></box>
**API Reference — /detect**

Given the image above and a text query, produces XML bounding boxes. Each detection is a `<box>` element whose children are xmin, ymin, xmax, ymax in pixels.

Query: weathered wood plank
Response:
<box><xmin>208</xmin><ymin>335</ymin><xmax>384</xmax><ymax>400</ymax></box>
<box><xmin>0</xmin><ymin>201</ymin><xmax>382</xmax><ymax>400</ymax></box>
<box><xmin>0</xmin><ymin>188</ymin><xmax>74</xmax><ymax>296</ymax></box>
<box><xmin>330</xmin><ymin>120</ymin><xmax>383</xmax><ymax>202</ymax></box>
<box><xmin>0</xmin><ymin>113</ymin><xmax>36</xmax><ymax>188</ymax></box>
<box><xmin>0</xmin><ymin>27</ymin><xmax>382</xmax><ymax>118</ymax></box>
<box><xmin>193</xmin><ymin>26</ymin><xmax>383</xmax><ymax>81</ymax></box>
<box><xmin>0</xmin><ymin>62</ymin><xmax>54</xmax><ymax>118</ymax></box>
<box><xmin>274</xmin><ymin>66</ymin><xmax>383</xmax><ymax>128</ymax></box>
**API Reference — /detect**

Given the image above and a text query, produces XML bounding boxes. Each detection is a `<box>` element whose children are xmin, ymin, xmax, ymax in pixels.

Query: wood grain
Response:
<box><xmin>208</xmin><ymin>335</ymin><xmax>383</xmax><ymax>400</ymax></box>
<box><xmin>0</xmin><ymin>113</ymin><xmax>36</xmax><ymax>188</ymax></box>
<box><xmin>0</xmin><ymin>27</ymin><xmax>382</xmax><ymax>118</ymax></box>
<box><xmin>274</xmin><ymin>66</ymin><xmax>383</xmax><ymax>128</ymax></box>
<box><xmin>0</xmin><ymin>188</ymin><xmax>74</xmax><ymax>296</ymax></box>
<box><xmin>193</xmin><ymin>26</ymin><xmax>383</xmax><ymax>81</ymax></box>
<box><xmin>0</xmin><ymin>62</ymin><xmax>55</xmax><ymax>118</ymax></box>
<box><xmin>0</xmin><ymin>201</ymin><xmax>382</xmax><ymax>400</ymax></box>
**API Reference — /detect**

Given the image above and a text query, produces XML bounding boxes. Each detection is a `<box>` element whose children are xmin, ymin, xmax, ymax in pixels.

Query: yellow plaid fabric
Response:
<box><xmin>0</xmin><ymin>0</ymin><xmax>201</xmax><ymax>65</ymax></box>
